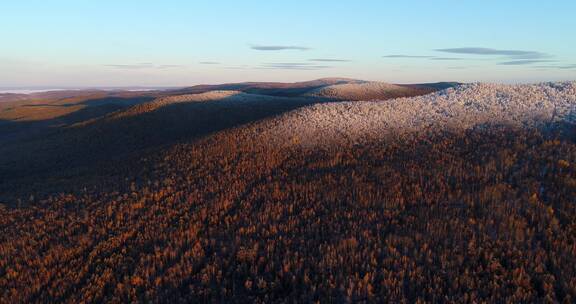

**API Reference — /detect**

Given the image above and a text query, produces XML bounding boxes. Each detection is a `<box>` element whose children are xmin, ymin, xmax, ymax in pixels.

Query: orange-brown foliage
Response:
<box><xmin>1</xmin><ymin>124</ymin><xmax>575</xmax><ymax>303</ymax></box>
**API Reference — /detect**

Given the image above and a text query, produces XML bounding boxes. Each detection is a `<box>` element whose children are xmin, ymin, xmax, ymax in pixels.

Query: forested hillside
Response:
<box><xmin>1</xmin><ymin>82</ymin><xmax>575</xmax><ymax>303</ymax></box>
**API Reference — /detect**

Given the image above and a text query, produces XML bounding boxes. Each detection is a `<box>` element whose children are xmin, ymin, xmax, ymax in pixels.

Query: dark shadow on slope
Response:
<box><xmin>170</xmin><ymin>78</ymin><xmax>367</xmax><ymax>97</ymax></box>
<box><xmin>0</xmin><ymin>94</ymin><xmax>319</xmax><ymax>203</ymax></box>
<box><xmin>403</xmin><ymin>82</ymin><xmax>461</xmax><ymax>90</ymax></box>
<box><xmin>242</xmin><ymin>86</ymin><xmax>329</xmax><ymax>97</ymax></box>
<box><xmin>0</xmin><ymin>96</ymin><xmax>155</xmax><ymax>144</ymax></box>
<box><xmin>0</xmin><ymin>82</ymin><xmax>452</xmax><ymax>205</ymax></box>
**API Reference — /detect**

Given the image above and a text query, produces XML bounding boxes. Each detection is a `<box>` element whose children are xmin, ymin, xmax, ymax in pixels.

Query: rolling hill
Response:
<box><xmin>169</xmin><ymin>78</ymin><xmax>367</xmax><ymax>97</ymax></box>
<box><xmin>305</xmin><ymin>82</ymin><xmax>433</xmax><ymax>101</ymax></box>
<box><xmin>0</xmin><ymin>79</ymin><xmax>445</xmax><ymax>201</ymax></box>
<box><xmin>1</xmin><ymin>81</ymin><xmax>575</xmax><ymax>303</ymax></box>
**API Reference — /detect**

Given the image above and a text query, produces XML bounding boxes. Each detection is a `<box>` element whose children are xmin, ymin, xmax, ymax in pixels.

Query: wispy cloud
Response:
<box><xmin>498</xmin><ymin>60</ymin><xmax>556</xmax><ymax>65</ymax></box>
<box><xmin>382</xmin><ymin>55</ymin><xmax>433</xmax><ymax>58</ymax></box>
<box><xmin>259</xmin><ymin>62</ymin><xmax>332</xmax><ymax>70</ymax></box>
<box><xmin>199</xmin><ymin>61</ymin><xmax>220</xmax><ymax>65</ymax></box>
<box><xmin>250</xmin><ymin>44</ymin><xmax>310</xmax><ymax>51</ymax></box>
<box><xmin>104</xmin><ymin>63</ymin><xmax>184</xmax><ymax>70</ymax></box>
<box><xmin>436</xmin><ymin>47</ymin><xmax>550</xmax><ymax>59</ymax></box>
<box><xmin>308</xmin><ymin>58</ymin><xmax>351</xmax><ymax>62</ymax></box>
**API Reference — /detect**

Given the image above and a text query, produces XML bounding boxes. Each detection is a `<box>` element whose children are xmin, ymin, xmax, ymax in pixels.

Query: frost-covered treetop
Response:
<box><xmin>252</xmin><ymin>81</ymin><xmax>576</xmax><ymax>148</ymax></box>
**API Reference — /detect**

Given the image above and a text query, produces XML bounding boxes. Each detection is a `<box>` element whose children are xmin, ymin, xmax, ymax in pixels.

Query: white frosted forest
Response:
<box><xmin>252</xmin><ymin>82</ymin><xmax>576</xmax><ymax>148</ymax></box>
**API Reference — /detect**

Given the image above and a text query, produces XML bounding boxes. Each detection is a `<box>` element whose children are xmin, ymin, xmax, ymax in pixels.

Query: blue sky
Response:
<box><xmin>1</xmin><ymin>1</ymin><xmax>575</xmax><ymax>86</ymax></box>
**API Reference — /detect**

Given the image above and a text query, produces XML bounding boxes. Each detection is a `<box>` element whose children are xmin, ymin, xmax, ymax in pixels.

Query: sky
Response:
<box><xmin>1</xmin><ymin>1</ymin><xmax>575</xmax><ymax>87</ymax></box>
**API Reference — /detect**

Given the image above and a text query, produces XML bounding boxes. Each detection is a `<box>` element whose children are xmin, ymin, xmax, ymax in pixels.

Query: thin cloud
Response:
<box><xmin>498</xmin><ymin>60</ymin><xmax>556</xmax><ymax>65</ymax></box>
<box><xmin>308</xmin><ymin>58</ymin><xmax>351</xmax><ymax>62</ymax></box>
<box><xmin>436</xmin><ymin>47</ymin><xmax>550</xmax><ymax>59</ymax></box>
<box><xmin>199</xmin><ymin>61</ymin><xmax>220</xmax><ymax>65</ymax></box>
<box><xmin>382</xmin><ymin>55</ymin><xmax>434</xmax><ymax>58</ymax></box>
<box><xmin>250</xmin><ymin>44</ymin><xmax>310</xmax><ymax>51</ymax></box>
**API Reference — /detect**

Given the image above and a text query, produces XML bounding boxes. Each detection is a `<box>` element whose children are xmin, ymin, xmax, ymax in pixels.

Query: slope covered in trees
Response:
<box><xmin>0</xmin><ymin>82</ymin><xmax>575</xmax><ymax>302</ymax></box>
<box><xmin>0</xmin><ymin>79</ymin><xmax>443</xmax><ymax>202</ymax></box>
<box><xmin>305</xmin><ymin>82</ymin><xmax>435</xmax><ymax>101</ymax></box>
